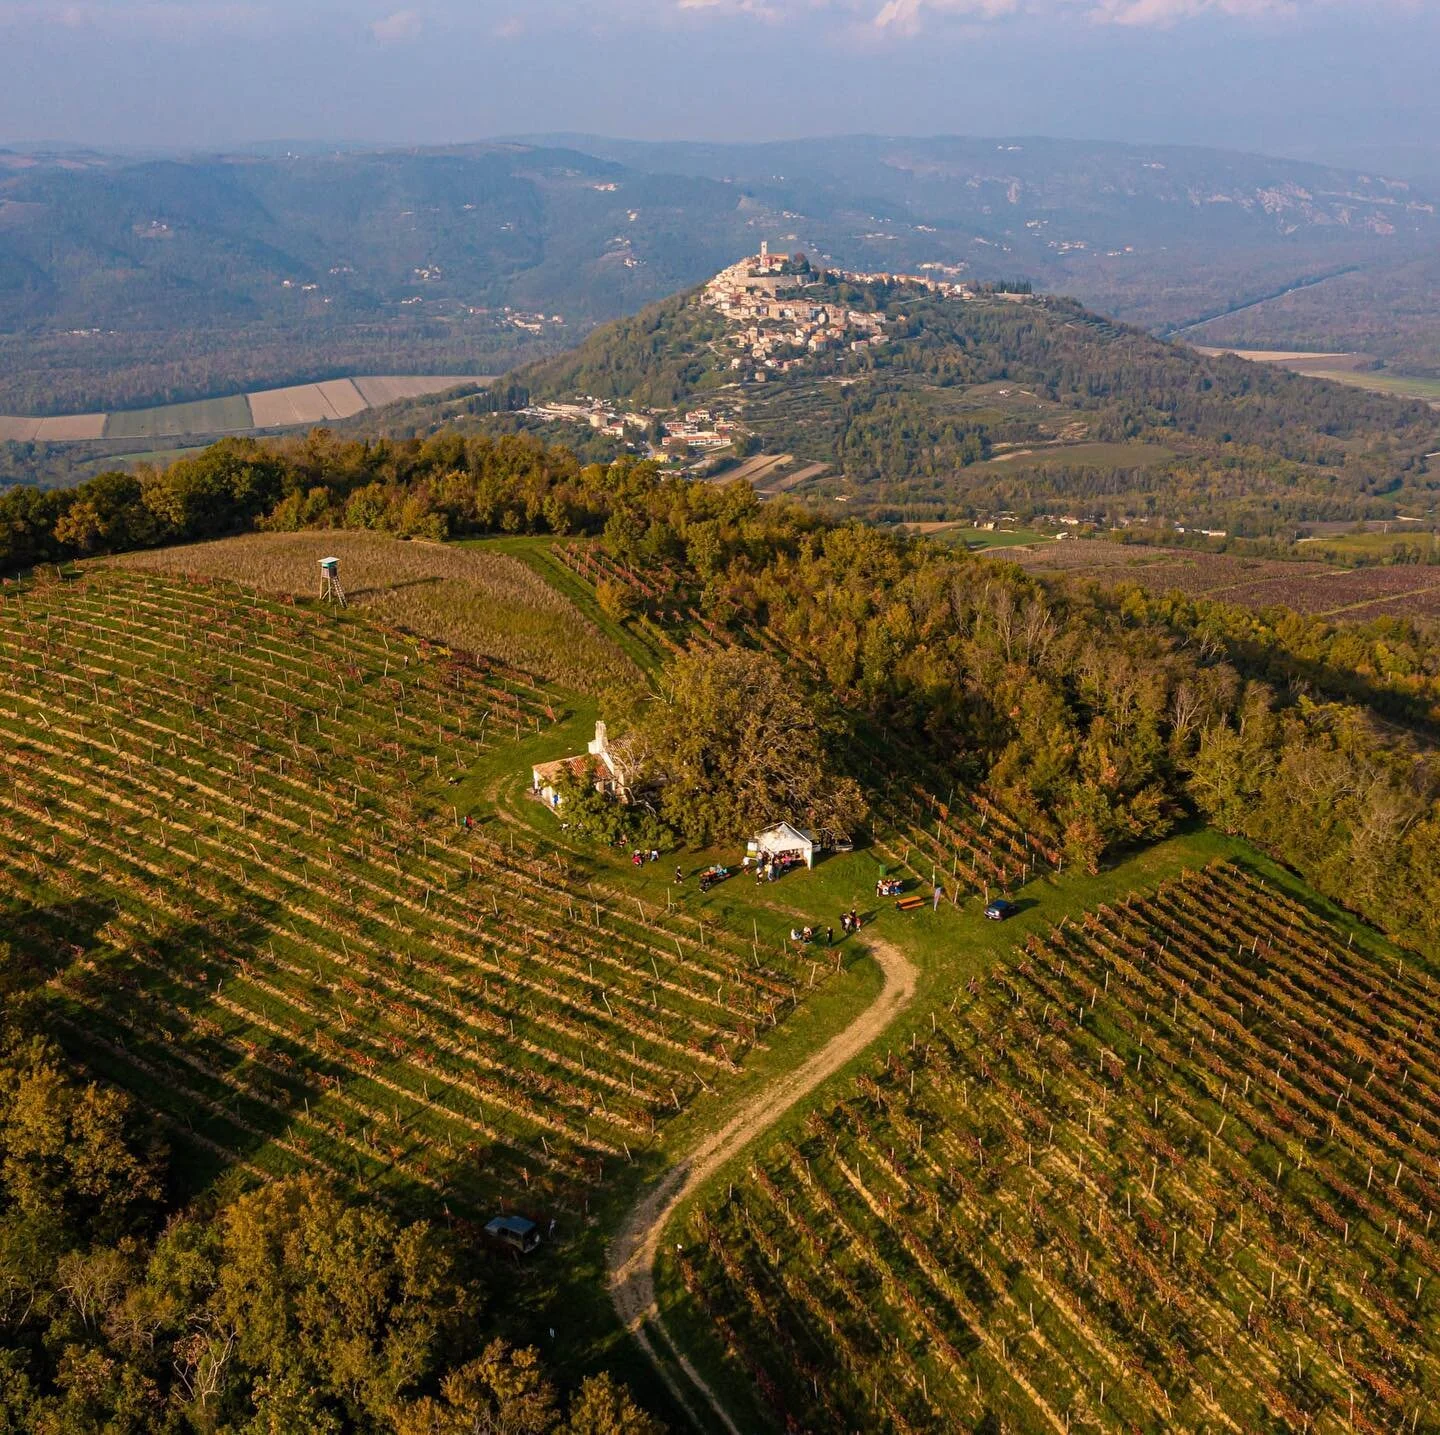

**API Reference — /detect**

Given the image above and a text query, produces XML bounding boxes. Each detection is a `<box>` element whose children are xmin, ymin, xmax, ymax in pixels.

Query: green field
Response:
<box><xmin>1288</xmin><ymin>365</ymin><xmax>1440</xmax><ymax>404</ymax></box>
<box><xmin>974</xmin><ymin>441</ymin><xmax>1177</xmax><ymax>472</ymax></box>
<box><xmin>1298</xmin><ymin>527</ymin><xmax>1440</xmax><ymax>559</ymax></box>
<box><xmin>103</xmin><ymin>393</ymin><xmax>254</xmax><ymax>439</ymax></box>
<box><xmin>930</xmin><ymin>526</ymin><xmax>1053</xmax><ymax>551</ymax></box>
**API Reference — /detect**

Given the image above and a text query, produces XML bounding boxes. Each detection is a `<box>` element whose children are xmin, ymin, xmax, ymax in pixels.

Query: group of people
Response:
<box><xmin>630</xmin><ymin>849</ymin><xmax>660</xmax><ymax>867</ymax></box>
<box><xmin>875</xmin><ymin>877</ymin><xmax>903</xmax><ymax>898</ymax></box>
<box><xmin>789</xmin><ymin>924</ymin><xmax>836</xmax><ymax>946</ymax></box>
<box><xmin>743</xmin><ymin>849</ymin><xmax>805</xmax><ymax>884</ymax></box>
<box><xmin>841</xmin><ymin>908</ymin><xmax>863</xmax><ymax>934</ymax></box>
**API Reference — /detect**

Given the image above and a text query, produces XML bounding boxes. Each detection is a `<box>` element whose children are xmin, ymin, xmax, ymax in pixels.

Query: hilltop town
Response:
<box><xmin>520</xmin><ymin>245</ymin><xmax>1033</xmax><ymax>460</ymax></box>
<box><xmin>702</xmin><ymin>243</ymin><xmax>894</xmax><ymax>378</ymax></box>
<box><xmin>699</xmin><ymin>241</ymin><xmax>1020</xmax><ymax>380</ymax></box>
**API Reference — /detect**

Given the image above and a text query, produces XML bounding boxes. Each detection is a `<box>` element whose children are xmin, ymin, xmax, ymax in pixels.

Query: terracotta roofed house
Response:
<box><xmin>531</xmin><ymin>721</ymin><xmax>640</xmax><ymax>809</ymax></box>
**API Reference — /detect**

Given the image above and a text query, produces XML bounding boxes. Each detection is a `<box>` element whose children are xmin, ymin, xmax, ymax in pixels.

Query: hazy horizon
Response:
<box><xmin>2</xmin><ymin>1</ymin><xmax>1437</xmax><ymax>178</ymax></box>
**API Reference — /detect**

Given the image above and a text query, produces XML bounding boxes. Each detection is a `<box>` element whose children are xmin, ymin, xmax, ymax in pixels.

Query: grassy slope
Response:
<box><xmin>108</xmin><ymin>531</ymin><xmax>642</xmax><ymax>695</ymax></box>
<box><xmin>457</xmin><ymin>535</ymin><xmax>669</xmax><ymax>679</ymax></box>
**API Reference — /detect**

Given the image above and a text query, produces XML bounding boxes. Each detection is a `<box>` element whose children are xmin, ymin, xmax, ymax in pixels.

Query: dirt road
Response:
<box><xmin>607</xmin><ymin>935</ymin><xmax>918</xmax><ymax>1433</ymax></box>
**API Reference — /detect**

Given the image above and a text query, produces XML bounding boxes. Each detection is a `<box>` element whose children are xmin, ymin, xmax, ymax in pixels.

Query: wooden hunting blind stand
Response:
<box><xmin>319</xmin><ymin>557</ymin><xmax>347</xmax><ymax>607</ymax></box>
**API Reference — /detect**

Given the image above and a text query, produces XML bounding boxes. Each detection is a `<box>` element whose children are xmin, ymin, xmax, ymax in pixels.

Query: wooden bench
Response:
<box><xmin>895</xmin><ymin>895</ymin><xmax>926</xmax><ymax>912</ymax></box>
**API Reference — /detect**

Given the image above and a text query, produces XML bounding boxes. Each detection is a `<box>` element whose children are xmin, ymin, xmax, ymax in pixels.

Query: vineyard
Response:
<box><xmin>553</xmin><ymin>540</ymin><xmax>728</xmax><ymax>662</ymax></box>
<box><xmin>869</xmin><ymin>777</ymin><xmax>1062</xmax><ymax>900</ymax></box>
<box><xmin>0</xmin><ymin>568</ymin><xmax>836</xmax><ymax>1222</ymax></box>
<box><xmin>674</xmin><ymin>862</ymin><xmax>1440</xmax><ymax>1433</ymax></box>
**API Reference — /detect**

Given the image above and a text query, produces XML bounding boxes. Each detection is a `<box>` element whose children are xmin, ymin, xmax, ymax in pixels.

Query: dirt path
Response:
<box><xmin>607</xmin><ymin>934</ymin><xmax>918</xmax><ymax>1433</ymax></box>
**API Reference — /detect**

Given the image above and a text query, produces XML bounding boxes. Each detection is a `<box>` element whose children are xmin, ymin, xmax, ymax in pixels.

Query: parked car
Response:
<box><xmin>485</xmin><ymin>1215</ymin><xmax>541</xmax><ymax>1254</ymax></box>
<box><xmin>984</xmin><ymin>898</ymin><xmax>1018</xmax><ymax>921</ymax></box>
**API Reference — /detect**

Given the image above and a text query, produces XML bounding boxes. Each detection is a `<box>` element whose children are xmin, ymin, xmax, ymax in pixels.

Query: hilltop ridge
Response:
<box><xmin>466</xmin><ymin>249</ymin><xmax>1439</xmax><ymax>534</ymax></box>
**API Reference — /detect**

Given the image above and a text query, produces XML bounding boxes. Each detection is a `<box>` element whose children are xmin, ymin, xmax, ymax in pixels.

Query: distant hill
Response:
<box><xmin>2</xmin><ymin>136</ymin><xmax>1439</xmax><ymax>415</ymax></box>
<box><xmin>482</xmin><ymin>254</ymin><xmax>1440</xmax><ymax>533</ymax></box>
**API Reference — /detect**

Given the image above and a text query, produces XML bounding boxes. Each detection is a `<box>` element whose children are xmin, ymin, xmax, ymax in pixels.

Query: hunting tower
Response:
<box><xmin>319</xmin><ymin>557</ymin><xmax>347</xmax><ymax>607</ymax></box>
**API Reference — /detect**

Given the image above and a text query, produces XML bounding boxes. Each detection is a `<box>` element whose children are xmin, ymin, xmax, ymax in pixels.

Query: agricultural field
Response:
<box><xmin>1001</xmin><ymin>540</ymin><xmax>1440</xmax><ymax>621</ymax></box>
<box><xmin>104</xmin><ymin>393</ymin><xmax>254</xmax><ymax>441</ymax></box>
<box><xmin>0</xmin><ymin>411</ymin><xmax>107</xmax><ymax>442</ymax></box>
<box><xmin>1192</xmin><ymin>348</ymin><xmax>1440</xmax><ymax>409</ymax></box>
<box><xmin>868</xmin><ymin>780</ymin><xmax>1061</xmax><ymax>899</ymax></box>
<box><xmin>106</xmin><ymin>532</ymin><xmax>643</xmax><ymax>695</ymax></box>
<box><xmin>352</xmin><ymin>375</ymin><xmax>486</xmax><ymax>409</ymax></box>
<box><xmin>0</xmin><ymin>375</ymin><xmax>488</xmax><ymax>448</ymax></box>
<box><xmin>1297</xmin><ymin>530</ymin><xmax>1440</xmax><ymax>563</ymax></box>
<box><xmin>245</xmin><ymin>380</ymin><xmax>368</xmax><ymax>428</ymax></box>
<box><xmin>1300</xmin><ymin>370</ymin><xmax>1440</xmax><ymax>407</ymax></box>
<box><xmin>669</xmin><ymin>861</ymin><xmax>1440</xmax><ymax>1433</ymax></box>
<box><xmin>0</xmin><ymin>568</ymin><xmax>837</xmax><ymax>1229</ymax></box>
<box><xmin>909</xmin><ymin>523</ymin><xmax>1055</xmax><ymax>551</ymax></box>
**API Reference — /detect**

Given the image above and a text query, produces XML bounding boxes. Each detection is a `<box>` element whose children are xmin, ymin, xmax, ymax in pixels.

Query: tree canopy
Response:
<box><xmin>644</xmin><ymin>647</ymin><xmax>866</xmax><ymax>847</ymax></box>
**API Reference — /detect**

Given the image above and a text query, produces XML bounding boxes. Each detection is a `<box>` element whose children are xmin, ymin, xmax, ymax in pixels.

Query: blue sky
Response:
<box><xmin>2</xmin><ymin>0</ymin><xmax>1435</xmax><ymax>171</ymax></box>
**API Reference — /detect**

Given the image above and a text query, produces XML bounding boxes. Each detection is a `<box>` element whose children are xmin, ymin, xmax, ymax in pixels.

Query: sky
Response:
<box><xmin>2</xmin><ymin>0</ymin><xmax>1437</xmax><ymax>172</ymax></box>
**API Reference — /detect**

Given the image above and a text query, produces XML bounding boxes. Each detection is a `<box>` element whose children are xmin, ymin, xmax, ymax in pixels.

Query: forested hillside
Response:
<box><xmin>497</xmin><ymin>273</ymin><xmax>1440</xmax><ymax>532</ymax></box>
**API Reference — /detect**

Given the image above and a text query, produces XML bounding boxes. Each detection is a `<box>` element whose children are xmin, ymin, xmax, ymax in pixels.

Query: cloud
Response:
<box><xmin>873</xmin><ymin>0</ymin><xmax>1020</xmax><ymax>31</ymax></box>
<box><xmin>1085</xmin><ymin>0</ymin><xmax>1292</xmax><ymax>23</ymax></box>
<box><xmin>669</xmin><ymin>0</ymin><xmax>1390</xmax><ymax>28</ymax></box>
<box><xmin>369</xmin><ymin>7</ymin><xmax>422</xmax><ymax>42</ymax></box>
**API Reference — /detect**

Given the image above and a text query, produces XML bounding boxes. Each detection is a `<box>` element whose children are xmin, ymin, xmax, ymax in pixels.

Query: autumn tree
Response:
<box><xmin>644</xmin><ymin>647</ymin><xmax>866</xmax><ymax>846</ymax></box>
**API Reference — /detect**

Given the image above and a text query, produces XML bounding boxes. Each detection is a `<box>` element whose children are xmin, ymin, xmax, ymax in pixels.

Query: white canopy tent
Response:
<box><xmin>749</xmin><ymin>822</ymin><xmax>817</xmax><ymax>869</ymax></box>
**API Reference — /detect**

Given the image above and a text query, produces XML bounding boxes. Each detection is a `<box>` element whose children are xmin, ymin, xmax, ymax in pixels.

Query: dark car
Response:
<box><xmin>984</xmin><ymin>898</ymin><xmax>1018</xmax><ymax>921</ymax></box>
<box><xmin>485</xmin><ymin>1215</ymin><xmax>541</xmax><ymax>1254</ymax></box>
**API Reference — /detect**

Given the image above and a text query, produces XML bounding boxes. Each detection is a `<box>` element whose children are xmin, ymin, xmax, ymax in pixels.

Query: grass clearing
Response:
<box><xmin>104</xmin><ymin>531</ymin><xmax>643</xmax><ymax>695</ymax></box>
<box><xmin>1287</xmin><ymin>366</ymin><xmax>1440</xmax><ymax>405</ymax></box>
<box><xmin>974</xmin><ymin>441</ymin><xmax>1176</xmax><ymax>472</ymax></box>
<box><xmin>921</xmin><ymin>525</ymin><xmax>1054</xmax><ymax>551</ymax></box>
<box><xmin>1297</xmin><ymin>528</ymin><xmax>1440</xmax><ymax>560</ymax></box>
